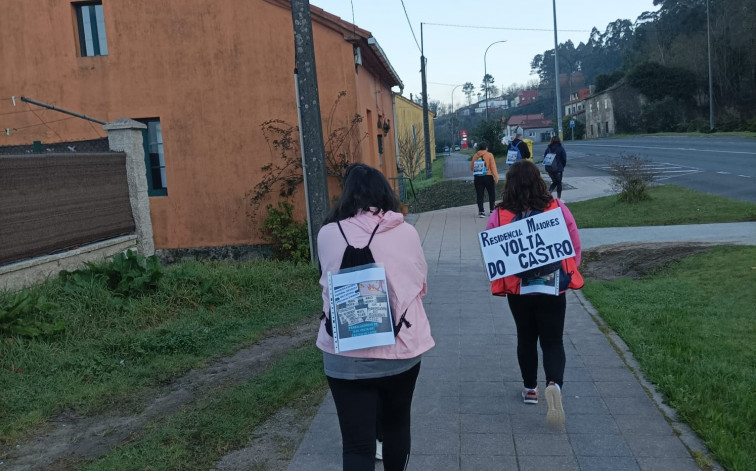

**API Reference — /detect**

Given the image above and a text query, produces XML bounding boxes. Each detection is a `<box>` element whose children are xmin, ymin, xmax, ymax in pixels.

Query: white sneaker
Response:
<box><xmin>545</xmin><ymin>382</ymin><xmax>565</xmax><ymax>428</ymax></box>
<box><xmin>479</xmin><ymin>212</ymin><xmax>485</xmax><ymax>218</ymax></box>
<box><xmin>375</xmin><ymin>439</ymin><xmax>383</xmax><ymax>460</ymax></box>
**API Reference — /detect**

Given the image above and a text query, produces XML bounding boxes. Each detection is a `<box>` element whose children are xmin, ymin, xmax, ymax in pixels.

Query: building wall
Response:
<box><xmin>521</xmin><ymin>127</ymin><xmax>553</xmax><ymax>143</ymax></box>
<box><xmin>585</xmin><ymin>93</ymin><xmax>616</xmax><ymax>139</ymax></box>
<box><xmin>394</xmin><ymin>94</ymin><xmax>436</xmax><ymax>172</ymax></box>
<box><xmin>0</xmin><ymin>0</ymin><xmax>397</xmax><ymax>249</ymax></box>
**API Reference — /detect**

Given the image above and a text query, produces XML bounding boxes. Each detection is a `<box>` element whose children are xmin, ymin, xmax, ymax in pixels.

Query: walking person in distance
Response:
<box><xmin>470</xmin><ymin>141</ymin><xmax>499</xmax><ymax>218</ymax></box>
<box><xmin>509</xmin><ymin>132</ymin><xmax>531</xmax><ymax>160</ymax></box>
<box><xmin>543</xmin><ymin>135</ymin><xmax>567</xmax><ymax>200</ymax></box>
<box><xmin>316</xmin><ymin>163</ymin><xmax>435</xmax><ymax>470</ymax></box>
<box><xmin>485</xmin><ymin>160</ymin><xmax>583</xmax><ymax>428</ymax></box>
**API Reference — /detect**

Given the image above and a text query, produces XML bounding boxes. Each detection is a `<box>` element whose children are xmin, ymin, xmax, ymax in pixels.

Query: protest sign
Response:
<box><xmin>327</xmin><ymin>265</ymin><xmax>395</xmax><ymax>353</ymax></box>
<box><xmin>478</xmin><ymin>207</ymin><xmax>574</xmax><ymax>282</ymax></box>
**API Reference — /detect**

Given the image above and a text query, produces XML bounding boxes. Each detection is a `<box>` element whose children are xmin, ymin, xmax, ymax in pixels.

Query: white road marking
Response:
<box><xmin>571</xmin><ymin>143</ymin><xmax>756</xmax><ymax>155</ymax></box>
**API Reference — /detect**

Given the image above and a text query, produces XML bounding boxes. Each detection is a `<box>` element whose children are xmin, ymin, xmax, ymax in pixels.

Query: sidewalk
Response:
<box><xmin>286</xmin><ymin>172</ymin><xmax>741</xmax><ymax>470</ymax></box>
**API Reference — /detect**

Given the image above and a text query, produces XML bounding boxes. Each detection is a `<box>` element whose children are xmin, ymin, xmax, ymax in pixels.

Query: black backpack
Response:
<box><xmin>321</xmin><ymin>221</ymin><xmax>411</xmax><ymax>337</ymax></box>
<box><xmin>512</xmin><ymin>209</ymin><xmax>567</xmax><ymax>284</ymax></box>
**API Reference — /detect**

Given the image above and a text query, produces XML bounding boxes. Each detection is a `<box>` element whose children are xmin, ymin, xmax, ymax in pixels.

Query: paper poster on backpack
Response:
<box><xmin>327</xmin><ymin>265</ymin><xmax>396</xmax><ymax>353</ymax></box>
<box><xmin>478</xmin><ymin>208</ymin><xmax>574</xmax><ymax>282</ymax></box>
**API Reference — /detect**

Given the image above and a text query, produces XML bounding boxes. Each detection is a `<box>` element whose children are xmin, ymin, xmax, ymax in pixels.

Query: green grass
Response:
<box><xmin>409</xmin><ymin>154</ymin><xmax>446</xmax><ymax>192</ymax></box>
<box><xmin>0</xmin><ymin>259</ymin><xmax>322</xmax><ymax>444</ymax></box>
<box><xmin>408</xmin><ymin>179</ymin><xmax>505</xmax><ymax>213</ymax></box>
<box><xmin>558</xmin><ymin>185</ymin><xmax>756</xmax><ymax>227</ymax></box>
<box><xmin>582</xmin><ymin>246</ymin><xmax>756</xmax><ymax>471</ymax></box>
<box><xmin>78</xmin><ymin>345</ymin><xmax>327</xmax><ymax>471</ymax></box>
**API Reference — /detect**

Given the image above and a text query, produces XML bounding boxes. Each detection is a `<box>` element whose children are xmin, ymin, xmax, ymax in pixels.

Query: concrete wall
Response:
<box><xmin>0</xmin><ymin>0</ymin><xmax>400</xmax><ymax>251</ymax></box>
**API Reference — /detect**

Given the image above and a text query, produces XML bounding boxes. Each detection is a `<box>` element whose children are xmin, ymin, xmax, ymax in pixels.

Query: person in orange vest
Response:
<box><xmin>485</xmin><ymin>160</ymin><xmax>583</xmax><ymax>428</ymax></box>
<box><xmin>470</xmin><ymin>141</ymin><xmax>499</xmax><ymax>218</ymax></box>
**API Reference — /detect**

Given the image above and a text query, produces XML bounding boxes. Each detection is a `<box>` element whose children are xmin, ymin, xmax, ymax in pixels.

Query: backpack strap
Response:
<box><xmin>336</xmin><ymin>220</ymin><xmax>380</xmax><ymax>248</ymax></box>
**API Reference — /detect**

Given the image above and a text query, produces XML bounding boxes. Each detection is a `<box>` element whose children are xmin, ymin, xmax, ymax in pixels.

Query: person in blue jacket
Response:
<box><xmin>543</xmin><ymin>136</ymin><xmax>567</xmax><ymax>200</ymax></box>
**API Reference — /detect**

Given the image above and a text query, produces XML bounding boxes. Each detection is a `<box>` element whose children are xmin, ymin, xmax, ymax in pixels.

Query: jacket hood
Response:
<box><xmin>346</xmin><ymin>209</ymin><xmax>405</xmax><ymax>233</ymax></box>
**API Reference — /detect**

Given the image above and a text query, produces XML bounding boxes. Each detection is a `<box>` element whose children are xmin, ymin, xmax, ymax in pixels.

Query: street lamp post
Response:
<box><xmin>484</xmin><ymin>40</ymin><xmax>507</xmax><ymax>121</ymax></box>
<box><xmin>451</xmin><ymin>84</ymin><xmax>461</xmax><ymax>152</ymax></box>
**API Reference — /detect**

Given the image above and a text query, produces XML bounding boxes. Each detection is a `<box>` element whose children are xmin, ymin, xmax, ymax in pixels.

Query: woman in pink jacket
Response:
<box><xmin>317</xmin><ymin>163</ymin><xmax>434</xmax><ymax>470</ymax></box>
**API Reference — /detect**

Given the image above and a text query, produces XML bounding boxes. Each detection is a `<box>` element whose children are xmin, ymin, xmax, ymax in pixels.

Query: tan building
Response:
<box><xmin>393</xmin><ymin>94</ymin><xmax>435</xmax><ymax>180</ymax></box>
<box><xmin>0</xmin><ymin>0</ymin><xmax>403</xmax><ymax>253</ymax></box>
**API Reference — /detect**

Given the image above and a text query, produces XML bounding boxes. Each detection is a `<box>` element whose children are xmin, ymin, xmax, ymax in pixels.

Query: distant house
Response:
<box><xmin>514</xmin><ymin>90</ymin><xmax>538</xmax><ymax>107</ymax></box>
<box><xmin>564</xmin><ymin>87</ymin><xmax>593</xmax><ymax>118</ymax></box>
<box><xmin>477</xmin><ymin>98</ymin><xmax>509</xmax><ymax>113</ymax></box>
<box><xmin>505</xmin><ymin>113</ymin><xmax>552</xmax><ymax>140</ymax></box>
<box><xmin>0</xmin><ymin>0</ymin><xmax>404</xmax><ymax>257</ymax></box>
<box><xmin>585</xmin><ymin>89</ymin><xmax>616</xmax><ymax>138</ymax></box>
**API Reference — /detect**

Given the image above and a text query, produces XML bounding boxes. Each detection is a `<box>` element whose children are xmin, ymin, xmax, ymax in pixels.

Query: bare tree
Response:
<box><xmin>397</xmin><ymin>123</ymin><xmax>425</xmax><ymax>179</ymax></box>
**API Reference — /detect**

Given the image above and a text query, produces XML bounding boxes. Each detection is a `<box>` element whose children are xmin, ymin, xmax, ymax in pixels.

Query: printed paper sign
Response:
<box><xmin>478</xmin><ymin>207</ymin><xmax>574</xmax><ymax>281</ymax></box>
<box><xmin>327</xmin><ymin>265</ymin><xmax>395</xmax><ymax>353</ymax></box>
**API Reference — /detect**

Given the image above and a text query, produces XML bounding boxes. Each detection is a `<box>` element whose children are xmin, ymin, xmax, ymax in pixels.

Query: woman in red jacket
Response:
<box><xmin>485</xmin><ymin>160</ymin><xmax>583</xmax><ymax>428</ymax></box>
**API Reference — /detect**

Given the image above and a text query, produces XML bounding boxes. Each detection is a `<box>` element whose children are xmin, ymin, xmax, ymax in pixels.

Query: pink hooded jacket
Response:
<box><xmin>316</xmin><ymin>210</ymin><xmax>435</xmax><ymax>359</ymax></box>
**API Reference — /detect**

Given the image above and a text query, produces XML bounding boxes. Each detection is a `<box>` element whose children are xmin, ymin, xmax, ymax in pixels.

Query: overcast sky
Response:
<box><xmin>311</xmin><ymin>0</ymin><xmax>660</xmax><ymax>107</ymax></box>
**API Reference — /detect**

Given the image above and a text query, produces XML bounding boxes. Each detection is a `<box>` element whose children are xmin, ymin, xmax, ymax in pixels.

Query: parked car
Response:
<box><xmin>453</xmin><ymin>145</ymin><xmax>460</xmax><ymax>151</ymax></box>
<box><xmin>443</xmin><ymin>146</ymin><xmax>450</xmax><ymax>152</ymax></box>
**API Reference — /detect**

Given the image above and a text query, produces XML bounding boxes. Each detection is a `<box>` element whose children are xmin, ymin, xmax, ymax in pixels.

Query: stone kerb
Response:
<box><xmin>103</xmin><ymin>118</ymin><xmax>155</xmax><ymax>256</ymax></box>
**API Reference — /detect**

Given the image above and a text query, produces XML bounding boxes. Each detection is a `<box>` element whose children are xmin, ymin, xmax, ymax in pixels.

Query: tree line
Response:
<box><xmin>432</xmin><ymin>0</ymin><xmax>755</xmax><ymax>138</ymax></box>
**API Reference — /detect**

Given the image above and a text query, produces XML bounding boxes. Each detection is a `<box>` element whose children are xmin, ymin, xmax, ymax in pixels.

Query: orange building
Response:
<box><xmin>0</xmin><ymin>0</ymin><xmax>403</xmax><ymax>252</ymax></box>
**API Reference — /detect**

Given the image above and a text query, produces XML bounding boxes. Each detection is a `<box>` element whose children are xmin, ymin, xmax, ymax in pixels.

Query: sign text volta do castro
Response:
<box><xmin>478</xmin><ymin>207</ymin><xmax>575</xmax><ymax>281</ymax></box>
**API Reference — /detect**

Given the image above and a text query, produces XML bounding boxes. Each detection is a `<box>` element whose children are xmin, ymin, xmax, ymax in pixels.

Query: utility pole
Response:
<box><xmin>290</xmin><ymin>0</ymin><xmax>329</xmax><ymax>263</ymax></box>
<box><xmin>552</xmin><ymin>0</ymin><xmax>563</xmax><ymax>140</ymax></box>
<box><xmin>707</xmin><ymin>0</ymin><xmax>715</xmax><ymax>131</ymax></box>
<box><xmin>420</xmin><ymin>23</ymin><xmax>432</xmax><ymax>179</ymax></box>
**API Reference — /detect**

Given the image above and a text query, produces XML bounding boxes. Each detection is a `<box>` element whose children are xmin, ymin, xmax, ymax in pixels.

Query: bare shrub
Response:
<box><xmin>609</xmin><ymin>154</ymin><xmax>656</xmax><ymax>203</ymax></box>
<box><xmin>397</xmin><ymin>124</ymin><xmax>425</xmax><ymax>179</ymax></box>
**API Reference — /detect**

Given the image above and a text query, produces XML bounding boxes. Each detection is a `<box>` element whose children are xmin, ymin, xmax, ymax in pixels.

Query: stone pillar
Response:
<box><xmin>103</xmin><ymin>118</ymin><xmax>155</xmax><ymax>256</ymax></box>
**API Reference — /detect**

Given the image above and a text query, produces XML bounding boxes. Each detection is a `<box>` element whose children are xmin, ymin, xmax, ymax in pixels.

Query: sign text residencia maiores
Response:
<box><xmin>478</xmin><ymin>207</ymin><xmax>574</xmax><ymax>281</ymax></box>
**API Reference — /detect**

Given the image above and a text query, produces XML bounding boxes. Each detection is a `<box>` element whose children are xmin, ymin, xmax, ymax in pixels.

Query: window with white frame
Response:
<box><xmin>74</xmin><ymin>2</ymin><xmax>108</xmax><ymax>57</ymax></box>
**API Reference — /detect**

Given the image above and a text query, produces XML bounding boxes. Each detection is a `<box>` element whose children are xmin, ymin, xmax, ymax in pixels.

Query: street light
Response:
<box><xmin>484</xmin><ymin>40</ymin><xmax>507</xmax><ymax>120</ymax></box>
<box><xmin>451</xmin><ymin>84</ymin><xmax>462</xmax><ymax>152</ymax></box>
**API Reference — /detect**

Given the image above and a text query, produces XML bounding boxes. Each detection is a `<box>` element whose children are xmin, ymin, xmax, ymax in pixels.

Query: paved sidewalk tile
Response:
<box><xmin>286</xmin><ymin>205</ymin><xmax>715</xmax><ymax>470</ymax></box>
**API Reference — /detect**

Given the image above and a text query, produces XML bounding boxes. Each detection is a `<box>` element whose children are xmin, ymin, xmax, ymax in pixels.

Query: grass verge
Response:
<box><xmin>78</xmin><ymin>344</ymin><xmax>327</xmax><ymax>471</ymax></box>
<box><xmin>407</xmin><ymin>155</ymin><xmax>445</xmax><ymax>192</ymax></box>
<box><xmin>582</xmin><ymin>246</ymin><xmax>756</xmax><ymax>471</ymax></box>
<box><xmin>568</xmin><ymin>185</ymin><xmax>756</xmax><ymax>227</ymax></box>
<box><xmin>0</xmin><ymin>259</ymin><xmax>322</xmax><ymax>444</ymax></box>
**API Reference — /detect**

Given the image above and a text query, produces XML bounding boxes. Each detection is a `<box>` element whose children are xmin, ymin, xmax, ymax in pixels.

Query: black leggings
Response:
<box><xmin>474</xmin><ymin>174</ymin><xmax>496</xmax><ymax>212</ymax></box>
<box><xmin>548</xmin><ymin>171</ymin><xmax>563</xmax><ymax>198</ymax></box>
<box><xmin>327</xmin><ymin>363</ymin><xmax>421</xmax><ymax>471</ymax></box>
<box><xmin>507</xmin><ymin>293</ymin><xmax>566</xmax><ymax>389</ymax></box>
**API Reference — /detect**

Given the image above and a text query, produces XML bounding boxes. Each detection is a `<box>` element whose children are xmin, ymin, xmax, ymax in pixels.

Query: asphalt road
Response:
<box><xmin>532</xmin><ymin>136</ymin><xmax>756</xmax><ymax>203</ymax></box>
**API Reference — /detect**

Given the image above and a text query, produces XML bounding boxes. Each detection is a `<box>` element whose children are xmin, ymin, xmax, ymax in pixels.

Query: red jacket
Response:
<box><xmin>486</xmin><ymin>199</ymin><xmax>584</xmax><ymax>296</ymax></box>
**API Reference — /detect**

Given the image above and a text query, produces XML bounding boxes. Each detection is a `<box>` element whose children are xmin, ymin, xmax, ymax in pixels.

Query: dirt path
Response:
<box><xmin>2</xmin><ymin>316</ymin><xmax>321</xmax><ymax>471</ymax></box>
<box><xmin>2</xmin><ymin>242</ymin><xmax>725</xmax><ymax>470</ymax></box>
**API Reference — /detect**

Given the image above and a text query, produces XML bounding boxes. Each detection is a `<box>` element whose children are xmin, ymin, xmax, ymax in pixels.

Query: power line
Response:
<box><xmin>12</xmin><ymin>116</ymin><xmax>76</xmax><ymax>130</ymax></box>
<box><xmin>0</xmin><ymin>109</ymin><xmax>37</xmax><ymax>116</ymax></box>
<box><xmin>429</xmin><ymin>81</ymin><xmax>464</xmax><ymax>87</ymax></box>
<box><xmin>399</xmin><ymin>0</ymin><xmax>422</xmax><ymax>53</ymax></box>
<box><xmin>422</xmin><ymin>22</ymin><xmax>590</xmax><ymax>33</ymax></box>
